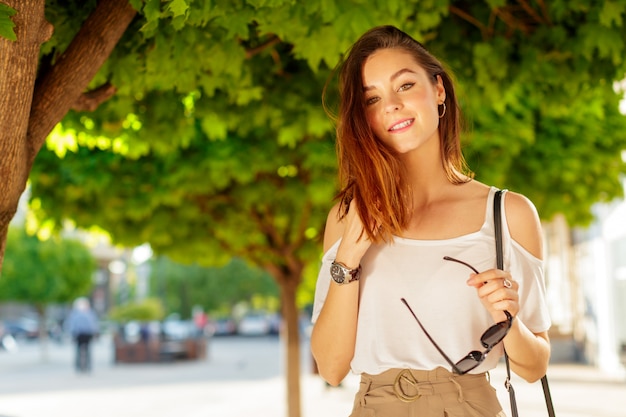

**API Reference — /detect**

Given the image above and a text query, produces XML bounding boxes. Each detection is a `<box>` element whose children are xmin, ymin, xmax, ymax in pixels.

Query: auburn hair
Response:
<box><xmin>323</xmin><ymin>25</ymin><xmax>470</xmax><ymax>243</ymax></box>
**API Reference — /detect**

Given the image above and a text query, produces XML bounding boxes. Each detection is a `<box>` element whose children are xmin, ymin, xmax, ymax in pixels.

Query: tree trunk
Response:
<box><xmin>35</xmin><ymin>303</ymin><xmax>49</xmax><ymax>362</ymax></box>
<box><xmin>0</xmin><ymin>0</ymin><xmax>49</xmax><ymax>271</ymax></box>
<box><xmin>0</xmin><ymin>0</ymin><xmax>137</xmax><ymax>272</ymax></box>
<box><xmin>280</xmin><ymin>274</ymin><xmax>302</xmax><ymax>417</ymax></box>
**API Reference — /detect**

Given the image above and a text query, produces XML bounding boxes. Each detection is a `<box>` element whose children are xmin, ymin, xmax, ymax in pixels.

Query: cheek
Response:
<box><xmin>365</xmin><ymin>109</ymin><xmax>383</xmax><ymax>134</ymax></box>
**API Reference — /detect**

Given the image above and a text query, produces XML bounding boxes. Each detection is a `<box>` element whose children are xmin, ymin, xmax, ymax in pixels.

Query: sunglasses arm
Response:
<box><xmin>400</xmin><ymin>298</ymin><xmax>464</xmax><ymax>374</ymax></box>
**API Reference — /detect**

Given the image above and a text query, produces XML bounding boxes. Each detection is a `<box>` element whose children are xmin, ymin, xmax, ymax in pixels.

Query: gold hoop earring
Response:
<box><xmin>438</xmin><ymin>102</ymin><xmax>446</xmax><ymax>119</ymax></box>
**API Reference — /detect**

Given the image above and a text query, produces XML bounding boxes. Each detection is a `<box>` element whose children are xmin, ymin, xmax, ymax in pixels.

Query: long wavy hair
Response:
<box><xmin>323</xmin><ymin>25</ymin><xmax>471</xmax><ymax>243</ymax></box>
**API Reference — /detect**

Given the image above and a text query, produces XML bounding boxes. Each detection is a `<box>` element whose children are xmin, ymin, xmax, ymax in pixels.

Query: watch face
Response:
<box><xmin>331</xmin><ymin>264</ymin><xmax>345</xmax><ymax>284</ymax></box>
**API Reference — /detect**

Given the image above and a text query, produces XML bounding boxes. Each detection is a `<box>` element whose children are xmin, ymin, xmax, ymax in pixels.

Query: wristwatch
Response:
<box><xmin>330</xmin><ymin>261</ymin><xmax>361</xmax><ymax>285</ymax></box>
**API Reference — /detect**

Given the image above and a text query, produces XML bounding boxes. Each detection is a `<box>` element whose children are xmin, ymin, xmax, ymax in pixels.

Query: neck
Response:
<box><xmin>401</xmin><ymin>146</ymin><xmax>453</xmax><ymax>206</ymax></box>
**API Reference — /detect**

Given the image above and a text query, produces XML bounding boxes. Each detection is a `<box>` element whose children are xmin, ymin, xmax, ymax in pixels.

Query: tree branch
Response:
<box><xmin>72</xmin><ymin>82</ymin><xmax>117</xmax><ymax>112</ymax></box>
<box><xmin>270</xmin><ymin>48</ymin><xmax>284</xmax><ymax>76</ymax></box>
<box><xmin>449</xmin><ymin>5</ymin><xmax>489</xmax><ymax>39</ymax></box>
<box><xmin>291</xmin><ymin>197</ymin><xmax>312</xmax><ymax>250</ymax></box>
<box><xmin>453</xmin><ymin>3</ymin><xmax>547</xmax><ymax>40</ymax></box>
<box><xmin>244</xmin><ymin>35</ymin><xmax>280</xmax><ymax>59</ymax></box>
<box><xmin>264</xmin><ymin>262</ymin><xmax>287</xmax><ymax>286</ymax></box>
<box><xmin>517</xmin><ymin>0</ymin><xmax>547</xmax><ymax>25</ymax></box>
<box><xmin>492</xmin><ymin>6</ymin><xmax>533</xmax><ymax>35</ymax></box>
<box><xmin>249</xmin><ymin>205</ymin><xmax>285</xmax><ymax>248</ymax></box>
<box><xmin>536</xmin><ymin>0</ymin><xmax>552</xmax><ymax>25</ymax></box>
<box><xmin>27</xmin><ymin>0</ymin><xmax>137</xmax><ymax>167</ymax></box>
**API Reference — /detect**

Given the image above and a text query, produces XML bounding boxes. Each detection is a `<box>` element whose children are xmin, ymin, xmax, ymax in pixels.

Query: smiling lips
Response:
<box><xmin>388</xmin><ymin>118</ymin><xmax>414</xmax><ymax>131</ymax></box>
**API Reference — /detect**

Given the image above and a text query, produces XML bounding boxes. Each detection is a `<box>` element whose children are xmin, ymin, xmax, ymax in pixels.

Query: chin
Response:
<box><xmin>391</xmin><ymin>142</ymin><xmax>423</xmax><ymax>154</ymax></box>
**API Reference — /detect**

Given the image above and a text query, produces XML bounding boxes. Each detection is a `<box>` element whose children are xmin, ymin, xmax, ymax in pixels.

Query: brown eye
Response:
<box><xmin>365</xmin><ymin>96</ymin><xmax>380</xmax><ymax>106</ymax></box>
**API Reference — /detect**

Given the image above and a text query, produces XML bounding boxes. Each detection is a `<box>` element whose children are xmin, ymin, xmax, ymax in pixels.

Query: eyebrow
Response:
<box><xmin>363</xmin><ymin>68</ymin><xmax>418</xmax><ymax>91</ymax></box>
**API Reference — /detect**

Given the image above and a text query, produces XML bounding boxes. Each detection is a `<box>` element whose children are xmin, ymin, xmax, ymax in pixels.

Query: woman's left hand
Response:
<box><xmin>467</xmin><ymin>269</ymin><xmax>519</xmax><ymax>322</ymax></box>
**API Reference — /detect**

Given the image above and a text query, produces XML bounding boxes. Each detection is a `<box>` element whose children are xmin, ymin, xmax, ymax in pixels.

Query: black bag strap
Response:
<box><xmin>493</xmin><ymin>189</ymin><xmax>556</xmax><ymax>417</ymax></box>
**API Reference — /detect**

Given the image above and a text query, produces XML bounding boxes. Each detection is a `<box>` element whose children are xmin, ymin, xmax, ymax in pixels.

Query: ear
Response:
<box><xmin>435</xmin><ymin>75</ymin><xmax>446</xmax><ymax>103</ymax></box>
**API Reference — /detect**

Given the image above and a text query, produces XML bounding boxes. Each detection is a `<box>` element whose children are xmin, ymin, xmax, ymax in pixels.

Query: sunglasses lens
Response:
<box><xmin>455</xmin><ymin>351</ymin><xmax>483</xmax><ymax>374</ymax></box>
<box><xmin>481</xmin><ymin>321</ymin><xmax>510</xmax><ymax>348</ymax></box>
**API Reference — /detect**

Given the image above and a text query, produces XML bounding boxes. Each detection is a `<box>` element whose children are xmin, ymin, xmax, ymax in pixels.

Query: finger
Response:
<box><xmin>485</xmin><ymin>286</ymin><xmax>518</xmax><ymax>302</ymax></box>
<box><xmin>477</xmin><ymin>279</ymin><xmax>519</xmax><ymax>304</ymax></box>
<box><xmin>467</xmin><ymin>269</ymin><xmax>508</xmax><ymax>287</ymax></box>
<box><xmin>490</xmin><ymin>300</ymin><xmax>519</xmax><ymax>319</ymax></box>
<box><xmin>482</xmin><ymin>288</ymin><xmax>519</xmax><ymax>317</ymax></box>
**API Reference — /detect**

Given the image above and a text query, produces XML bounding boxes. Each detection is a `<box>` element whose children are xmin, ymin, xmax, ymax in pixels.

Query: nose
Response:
<box><xmin>384</xmin><ymin>93</ymin><xmax>402</xmax><ymax>113</ymax></box>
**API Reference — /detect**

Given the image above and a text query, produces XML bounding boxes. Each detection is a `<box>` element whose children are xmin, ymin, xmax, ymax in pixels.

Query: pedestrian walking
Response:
<box><xmin>65</xmin><ymin>297</ymin><xmax>99</xmax><ymax>373</ymax></box>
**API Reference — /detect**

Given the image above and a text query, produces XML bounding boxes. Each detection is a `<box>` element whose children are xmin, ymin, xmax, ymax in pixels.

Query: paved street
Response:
<box><xmin>0</xmin><ymin>334</ymin><xmax>624</xmax><ymax>417</ymax></box>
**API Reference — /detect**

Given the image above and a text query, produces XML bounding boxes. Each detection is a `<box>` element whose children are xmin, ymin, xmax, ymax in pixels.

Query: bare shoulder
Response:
<box><xmin>323</xmin><ymin>202</ymin><xmax>345</xmax><ymax>252</ymax></box>
<box><xmin>504</xmin><ymin>191</ymin><xmax>543</xmax><ymax>259</ymax></box>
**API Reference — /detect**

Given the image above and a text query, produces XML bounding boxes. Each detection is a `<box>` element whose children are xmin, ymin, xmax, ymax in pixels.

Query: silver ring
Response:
<box><xmin>503</xmin><ymin>279</ymin><xmax>512</xmax><ymax>289</ymax></box>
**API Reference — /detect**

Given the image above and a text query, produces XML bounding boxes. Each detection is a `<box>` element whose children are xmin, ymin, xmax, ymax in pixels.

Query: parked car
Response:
<box><xmin>2</xmin><ymin>317</ymin><xmax>63</xmax><ymax>342</ymax></box>
<box><xmin>2</xmin><ymin>317</ymin><xmax>39</xmax><ymax>340</ymax></box>
<box><xmin>0</xmin><ymin>323</ymin><xmax>18</xmax><ymax>352</ymax></box>
<box><xmin>162</xmin><ymin>318</ymin><xmax>197</xmax><ymax>340</ymax></box>
<box><xmin>237</xmin><ymin>313</ymin><xmax>271</xmax><ymax>336</ymax></box>
<box><xmin>209</xmin><ymin>317</ymin><xmax>237</xmax><ymax>336</ymax></box>
<box><xmin>267</xmin><ymin>313</ymin><xmax>282</xmax><ymax>335</ymax></box>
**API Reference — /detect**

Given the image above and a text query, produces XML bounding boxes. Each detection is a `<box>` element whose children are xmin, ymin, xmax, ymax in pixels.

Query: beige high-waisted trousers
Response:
<box><xmin>348</xmin><ymin>367</ymin><xmax>507</xmax><ymax>417</ymax></box>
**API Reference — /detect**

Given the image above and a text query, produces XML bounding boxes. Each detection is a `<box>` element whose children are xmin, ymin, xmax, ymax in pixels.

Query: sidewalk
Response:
<box><xmin>0</xmin><ymin>363</ymin><xmax>623</xmax><ymax>417</ymax></box>
<box><xmin>0</xmin><ymin>336</ymin><xmax>624</xmax><ymax>417</ymax></box>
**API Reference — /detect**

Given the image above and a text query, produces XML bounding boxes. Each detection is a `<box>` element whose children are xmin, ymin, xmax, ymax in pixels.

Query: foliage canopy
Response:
<box><xmin>0</xmin><ymin>227</ymin><xmax>96</xmax><ymax>307</ymax></box>
<box><xmin>25</xmin><ymin>1</ymin><xmax>626</xmax><ymax>244</ymax></box>
<box><xmin>108</xmin><ymin>297</ymin><xmax>165</xmax><ymax>322</ymax></box>
<box><xmin>149</xmin><ymin>257</ymin><xmax>279</xmax><ymax>319</ymax></box>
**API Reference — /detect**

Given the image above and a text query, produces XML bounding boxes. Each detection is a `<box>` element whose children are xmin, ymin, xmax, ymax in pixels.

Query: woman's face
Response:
<box><xmin>361</xmin><ymin>48</ymin><xmax>445</xmax><ymax>154</ymax></box>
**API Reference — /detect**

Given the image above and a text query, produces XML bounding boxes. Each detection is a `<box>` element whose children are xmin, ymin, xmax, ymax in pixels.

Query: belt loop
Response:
<box><xmin>359</xmin><ymin>376</ymin><xmax>372</xmax><ymax>406</ymax></box>
<box><xmin>448</xmin><ymin>376</ymin><xmax>464</xmax><ymax>403</ymax></box>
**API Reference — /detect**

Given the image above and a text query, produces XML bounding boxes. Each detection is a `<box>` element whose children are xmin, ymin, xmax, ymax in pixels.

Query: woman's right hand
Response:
<box><xmin>334</xmin><ymin>199</ymin><xmax>375</xmax><ymax>268</ymax></box>
<box><xmin>312</xmin><ymin>199</ymin><xmax>375</xmax><ymax>385</ymax></box>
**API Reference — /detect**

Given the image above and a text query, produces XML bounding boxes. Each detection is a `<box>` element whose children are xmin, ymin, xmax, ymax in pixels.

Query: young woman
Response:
<box><xmin>310</xmin><ymin>25</ymin><xmax>551</xmax><ymax>416</ymax></box>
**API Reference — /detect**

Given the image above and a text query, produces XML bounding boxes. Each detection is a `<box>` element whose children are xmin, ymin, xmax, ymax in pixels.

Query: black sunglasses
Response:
<box><xmin>400</xmin><ymin>256</ymin><xmax>514</xmax><ymax>375</ymax></box>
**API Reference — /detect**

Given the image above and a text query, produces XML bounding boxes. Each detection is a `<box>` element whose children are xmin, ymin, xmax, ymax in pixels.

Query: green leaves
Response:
<box><xmin>26</xmin><ymin>0</ymin><xmax>626</xmax><ymax>268</ymax></box>
<box><xmin>484</xmin><ymin>0</ymin><xmax>506</xmax><ymax>7</ymax></box>
<box><xmin>0</xmin><ymin>228</ymin><xmax>96</xmax><ymax>304</ymax></box>
<box><xmin>108</xmin><ymin>298</ymin><xmax>165</xmax><ymax>321</ymax></box>
<box><xmin>598</xmin><ymin>0</ymin><xmax>626</xmax><ymax>27</ymax></box>
<box><xmin>167</xmin><ymin>0</ymin><xmax>190</xmax><ymax>17</ymax></box>
<box><xmin>0</xmin><ymin>3</ymin><xmax>16</xmax><ymax>41</ymax></box>
<box><xmin>149</xmin><ymin>257</ymin><xmax>278</xmax><ymax>317</ymax></box>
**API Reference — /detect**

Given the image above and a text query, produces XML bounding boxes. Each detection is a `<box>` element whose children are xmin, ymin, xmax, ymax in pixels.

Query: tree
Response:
<box><xmin>0</xmin><ymin>226</ymin><xmax>96</xmax><ymax>358</ymax></box>
<box><xmin>2</xmin><ymin>2</ymin><xmax>626</xmax><ymax>417</ymax></box>
<box><xmin>1</xmin><ymin>0</ymin><xmax>137</xmax><ymax>270</ymax></box>
<box><xmin>30</xmin><ymin>115</ymin><xmax>335</xmax><ymax>416</ymax></box>
<box><xmin>149</xmin><ymin>257</ymin><xmax>279</xmax><ymax>318</ymax></box>
<box><xmin>0</xmin><ymin>227</ymin><xmax>96</xmax><ymax>305</ymax></box>
<box><xmin>108</xmin><ymin>297</ymin><xmax>165</xmax><ymax>322</ymax></box>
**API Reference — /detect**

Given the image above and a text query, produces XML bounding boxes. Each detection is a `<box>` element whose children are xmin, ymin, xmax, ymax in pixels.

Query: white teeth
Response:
<box><xmin>390</xmin><ymin>120</ymin><xmax>412</xmax><ymax>131</ymax></box>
